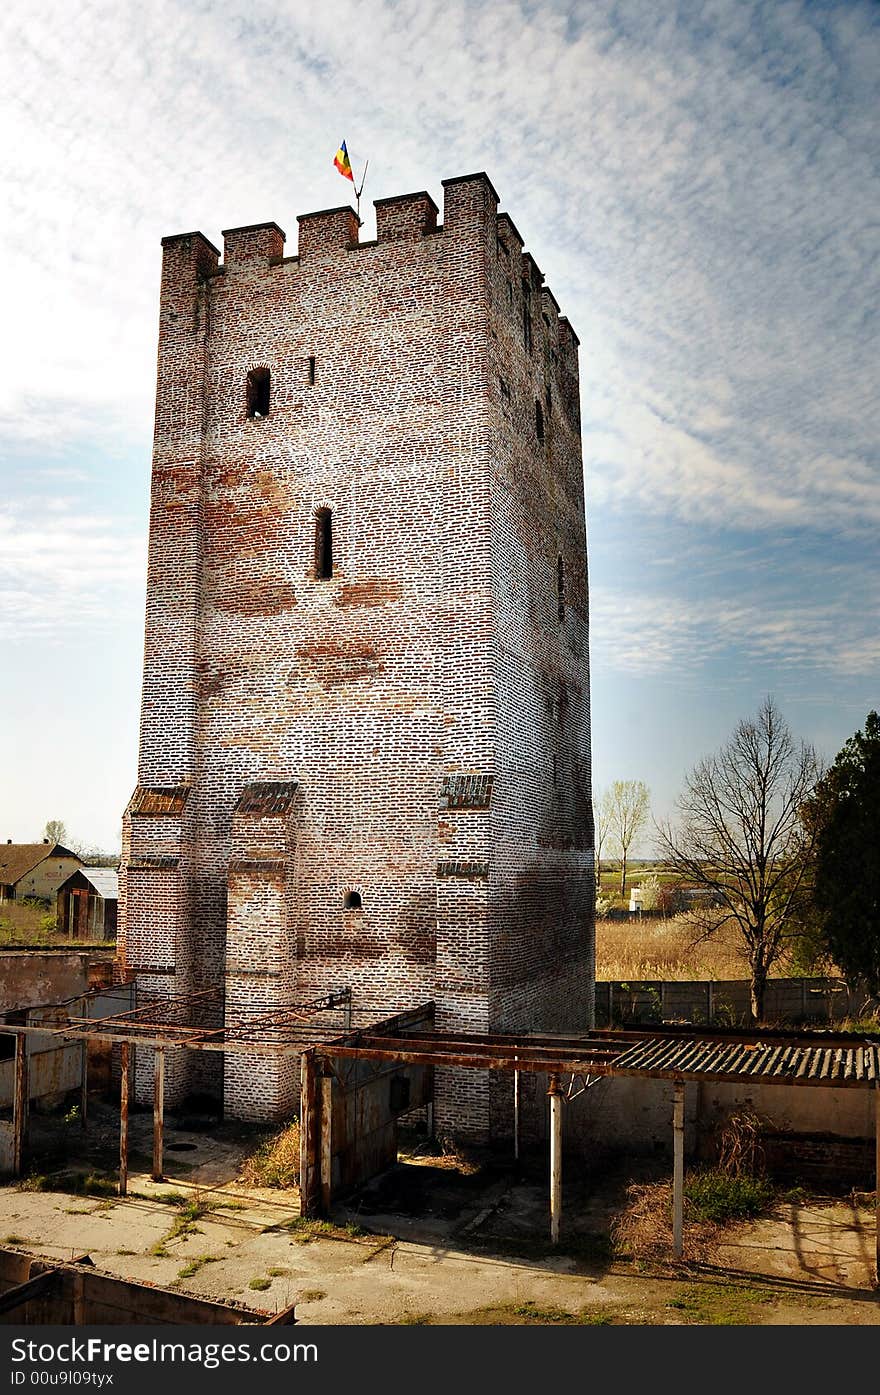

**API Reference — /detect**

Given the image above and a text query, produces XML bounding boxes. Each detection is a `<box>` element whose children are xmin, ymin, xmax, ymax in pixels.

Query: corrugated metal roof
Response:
<box><xmin>613</xmin><ymin>1035</ymin><xmax>879</xmax><ymax>1087</ymax></box>
<box><xmin>77</xmin><ymin>868</ymin><xmax>118</xmax><ymax>900</ymax></box>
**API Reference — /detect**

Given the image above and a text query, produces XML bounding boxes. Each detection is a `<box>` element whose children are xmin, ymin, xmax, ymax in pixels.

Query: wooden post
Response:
<box><xmin>425</xmin><ymin>1100</ymin><xmax>435</xmax><ymax>1140</ymax></box>
<box><xmin>12</xmin><ymin>1034</ymin><xmax>29</xmax><ymax>1178</ymax></box>
<box><xmin>672</xmin><ymin>1079</ymin><xmax>685</xmax><ymax>1259</ymax></box>
<box><xmin>118</xmin><ymin>1041</ymin><xmax>130</xmax><ymax>1197</ymax></box>
<box><xmin>80</xmin><ymin>1041</ymin><xmax>88</xmax><ymax>1128</ymax></box>
<box><xmin>320</xmin><ymin>1074</ymin><xmax>333</xmax><ymax>1215</ymax></box>
<box><xmin>513</xmin><ymin>1056</ymin><xmax>520</xmax><ymax>1162</ymax></box>
<box><xmin>548</xmin><ymin>1074</ymin><xmax>563</xmax><ymax>1245</ymax></box>
<box><xmin>299</xmin><ymin>1050</ymin><xmax>318</xmax><ymax>1218</ymax></box>
<box><xmin>152</xmin><ymin>1048</ymin><xmax>165</xmax><ymax>1181</ymax></box>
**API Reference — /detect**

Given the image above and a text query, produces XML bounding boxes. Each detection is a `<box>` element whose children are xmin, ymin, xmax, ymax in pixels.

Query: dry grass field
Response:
<box><xmin>596</xmin><ymin>913</ymin><xmax>774</xmax><ymax>982</ymax></box>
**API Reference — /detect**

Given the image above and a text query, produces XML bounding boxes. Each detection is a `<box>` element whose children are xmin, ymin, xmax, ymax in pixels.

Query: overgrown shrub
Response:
<box><xmin>684</xmin><ymin>1169</ymin><xmax>773</xmax><ymax>1224</ymax></box>
<box><xmin>239</xmin><ymin>1121</ymin><xmax>300</xmax><ymax>1188</ymax></box>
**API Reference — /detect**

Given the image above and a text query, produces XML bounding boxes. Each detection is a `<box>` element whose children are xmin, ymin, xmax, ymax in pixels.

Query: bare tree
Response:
<box><xmin>656</xmin><ymin>697</ymin><xmax>820</xmax><ymax>1022</ymax></box>
<box><xmin>43</xmin><ymin>819</ymin><xmax>67</xmax><ymax>846</ymax></box>
<box><xmin>594</xmin><ymin>787</ymin><xmax>609</xmax><ymax>889</ymax></box>
<box><xmin>605</xmin><ymin>780</ymin><xmax>651</xmax><ymax>897</ymax></box>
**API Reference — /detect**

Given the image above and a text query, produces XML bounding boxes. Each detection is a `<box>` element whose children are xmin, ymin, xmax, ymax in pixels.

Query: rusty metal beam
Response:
<box><xmin>354</xmin><ymin>1032</ymin><xmax>622</xmax><ymax>1060</ymax></box>
<box><xmin>119</xmin><ymin>1041</ymin><xmax>130</xmax><ymax>1197</ymax></box>
<box><xmin>12</xmin><ymin>1033</ymin><xmax>28</xmax><ymax>1178</ymax></box>
<box><xmin>299</xmin><ymin>1049</ymin><xmax>319</xmax><ymax>1218</ymax></box>
<box><xmin>316</xmin><ymin>1043</ymin><xmax>615</xmax><ymax>1074</ymax></box>
<box><xmin>672</xmin><ymin>1080</ymin><xmax>685</xmax><ymax>1259</ymax></box>
<box><xmin>320</xmin><ymin>1074</ymin><xmax>333</xmax><ymax>1214</ymax></box>
<box><xmin>152</xmin><ymin>1048</ymin><xmax>165</xmax><ymax>1182</ymax></box>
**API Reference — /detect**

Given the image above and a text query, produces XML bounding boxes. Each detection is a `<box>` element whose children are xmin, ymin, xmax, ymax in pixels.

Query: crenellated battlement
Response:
<box><xmin>157</xmin><ymin>174</ymin><xmax>568</xmax><ymax>320</ymax></box>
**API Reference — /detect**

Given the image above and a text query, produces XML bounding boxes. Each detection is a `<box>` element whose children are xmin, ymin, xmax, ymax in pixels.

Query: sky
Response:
<box><xmin>0</xmin><ymin>0</ymin><xmax>877</xmax><ymax>854</ymax></box>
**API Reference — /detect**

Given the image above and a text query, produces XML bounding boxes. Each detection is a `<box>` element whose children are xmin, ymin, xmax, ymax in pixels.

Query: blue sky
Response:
<box><xmin>0</xmin><ymin>0</ymin><xmax>877</xmax><ymax>852</ymax></box>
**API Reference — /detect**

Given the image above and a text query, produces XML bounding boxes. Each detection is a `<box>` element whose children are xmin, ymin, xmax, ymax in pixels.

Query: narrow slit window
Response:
<box><xmin>344</xmin><ymin>890</ymin><xmax>362</xmax><ymax>910</ymax></box>
<box><xmin>557</xmin><ymin>554</ymin><xmax>565</xmax><ymax>622</ymax></box>
<box><xmin>246</xmin><ymin>367</ymin><xmax>271</xmax><ymax>418</ymax></box>
<box><xmin>315</xmin><ymin>508</ymin><xmax>333</xmax><ymax>579</ymax></box>
<box><xmin>535</xmin><ymin>400</ymin><xmax>544</xmax><ymax>444</ymax></box>
<box><xmin>522</xmin><ymin>280</ymin><xmax>532</xmax><ymax>352</ymax></box>
<box><xmin>307</xmin><ymin>356</ymin><xmax>316</xmax><ymax>386</ymax></box>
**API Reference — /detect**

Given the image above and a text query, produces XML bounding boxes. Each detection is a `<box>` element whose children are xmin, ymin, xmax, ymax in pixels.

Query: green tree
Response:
<box><xmin>809</xmin><ymin>712</ymin><xmax>880</xmax><ymax>994</ymax></box>
<box><xmin>657</xmin><ymin>698</ymin><xmax>819</xmax><ymax>1022</ymax></box>
<box><xmin>606</xmin><ymin>780</ymin><xmax>651</xmax><ymax>897</ymax></box>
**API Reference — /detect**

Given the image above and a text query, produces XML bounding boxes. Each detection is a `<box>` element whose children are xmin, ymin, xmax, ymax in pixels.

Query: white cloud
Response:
<box><xmin>591</xmin><ymin>583</ymin><xmax>880</xmax><ymax>678</ymax></box>
<box><xmin>0</xmin><ymin>0</ymin><xmax>876</xmax><ymax>538</ymax></box>
<box><xmin>0</xmin><ymin>500</ymin><xmax>146</xmax><ymax>641</ymax></box>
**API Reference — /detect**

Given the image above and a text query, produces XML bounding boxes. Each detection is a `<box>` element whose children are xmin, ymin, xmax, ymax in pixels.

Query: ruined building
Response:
<box><xmin>119</xmin><ymin>172</ymin><xmax>594</xmax><ymax>1134</ymax></box>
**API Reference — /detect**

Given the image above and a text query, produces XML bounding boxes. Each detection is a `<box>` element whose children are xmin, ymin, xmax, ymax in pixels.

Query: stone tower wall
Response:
<box><xmin>119</xmin><ymin>174</ymin><xmax>593</xmax><ymax>1131</ymax></box>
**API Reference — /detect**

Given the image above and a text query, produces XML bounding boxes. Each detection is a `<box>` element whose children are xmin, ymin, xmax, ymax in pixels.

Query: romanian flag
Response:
<box><xmin>333</xmin><ymin>141</ymin><xmax>354</xmax><ymax>182</ymax></box>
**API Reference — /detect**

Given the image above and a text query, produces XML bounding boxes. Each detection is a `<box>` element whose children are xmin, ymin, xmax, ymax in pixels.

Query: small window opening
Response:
<box><xmin>246</xmin><ymin>367</ymin><xmax>271</xmax><ymax>419</ymax></box>
<box><xmin>344</xmin><ymin>890</ymin><xmax>362</xmax><ymax>910</ymax></box>
<box><xmin>499</xmin><ymin>377</ymin><xmax>510</xmax><ymax>400</ymax></box>
<box><xmin>315</xmin><ymin>508</ymin><xmax>333</xmax><ymax>579</ymax></box>
<box><xmin>535</xmin><ymin>400</ymin><xmax>544</xmax><ymax>443</ymax></box>
<box><xmin>557</xmin><ymin>554</ymin><xmax>565</xmax><ymax>622</ymax></box>
<box><xmin>522</xmin><ymin>280</ymin><xmax>532</xmax><ymax>353</ymax></box>
<box><xmin>307</xmin><ymin>356</ymin><xmax>316</xmax><ymax>386</ymax></box>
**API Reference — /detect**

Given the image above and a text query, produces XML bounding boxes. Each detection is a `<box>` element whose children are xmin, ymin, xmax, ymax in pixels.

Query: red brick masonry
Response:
<box><xmin>119</xmin><ymin>173</ymin><xmax>595</xmax><ymax>1135</ymax></box>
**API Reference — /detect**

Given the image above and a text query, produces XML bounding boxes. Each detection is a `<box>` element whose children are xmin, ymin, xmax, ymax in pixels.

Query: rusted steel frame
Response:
<box><xmin>358</xmin><ymin>1032</ymin><xmax>623</xmax><ymax>1060</ymax></box>
<box><xmin>328</xmin><ymin>1002</ymin><xmax>435</xmax><ymax>1047</ymax></box>
<box><xmin>548</xmin><ymin>1075</ymin><xmax>563</xmax><ymax>1245</ymax></box>
<box><xmin>320</xmin><ymin>1075</ymin><xmax>333</xmax><ymax>1213</ymax></box>
<box><xmin>12</xmin><ymin>1032</ymin><xmax>29</xmax><ymax>1177</ymax></box>
<box><xmin>118</xmin><ymin>1041</ymin><xmax>131</xmax><ymax>1197</ymax></box>
<box><xmin>672</xmin><ymin>1080</ymin><xmax>685</xmax><ymax>1259</ymax></box>
<box><xmin>80</xmin><ymin>1040</ymin><xmax>88</xmax><ymax>1128</ymax></box>
<box><xmin>152</xmin><ymin>1048</ymin><xmax>165</xmax><ymax>1181</ymax></box>
<box><xmin>377</xmin><ymin>1028</ymin><xmax>623</xmax><ymax>1050</ymax></box>
<box><xmin>194</xmin><ymin>993</ymin><xmax>348</xmax><ymax>1045</ymax></box>
<box><xmin>299</xmin><ymin>1050</ymin><xmax>320</xmax><ymax>1218</ymax></box>
<box><xmin>16</xmin><ymin>1028</ymin><xmax>305</xmax><ymax>1053</ymax></box>
<box><xmin>62</xmin><ymin>987</ymin><xmax>219</xmax><ymax>1029</ymax></box>
<box><xmin>318</xmin><ymin>1044</ymin><xmax>615</xmax><ymax>1075</ymax></box>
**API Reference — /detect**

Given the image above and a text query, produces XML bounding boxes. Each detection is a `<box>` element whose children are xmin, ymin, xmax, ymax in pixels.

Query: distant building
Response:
<box><xmin>0</xmin><ymin>842</ymin><xmax>81</xmax><ymax>904</ymax></box>
<box><xmin>56</xmin><ymin>868</ymin><xmax>119</xmax><ymax>941</ymax></box>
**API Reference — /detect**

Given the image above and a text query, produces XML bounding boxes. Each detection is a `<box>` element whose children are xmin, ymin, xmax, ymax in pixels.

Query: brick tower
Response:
<box><xmin>119</xmin><ymin>172</ymin><xmax>594</xmax><ymax>1136</ymax></box>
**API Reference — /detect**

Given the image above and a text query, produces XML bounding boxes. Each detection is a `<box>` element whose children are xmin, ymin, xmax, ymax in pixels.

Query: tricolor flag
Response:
<box><xmin>333</xmin><ymin>141</ymin><xmax>354</xmax><ymax>182</ymax></box>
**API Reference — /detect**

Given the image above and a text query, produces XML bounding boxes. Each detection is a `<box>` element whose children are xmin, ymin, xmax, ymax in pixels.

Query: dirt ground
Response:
<box><xmin>2</xmin><ymin>1104</ymin><xmax>878</xmax><ymax>1326</ymax></box>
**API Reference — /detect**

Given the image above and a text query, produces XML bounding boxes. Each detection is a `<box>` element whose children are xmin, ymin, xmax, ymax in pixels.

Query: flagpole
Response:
<box><xmin>355</xmin><ymin>159</ymin><xmax>369</xmax><ymax>225</ymax></box>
